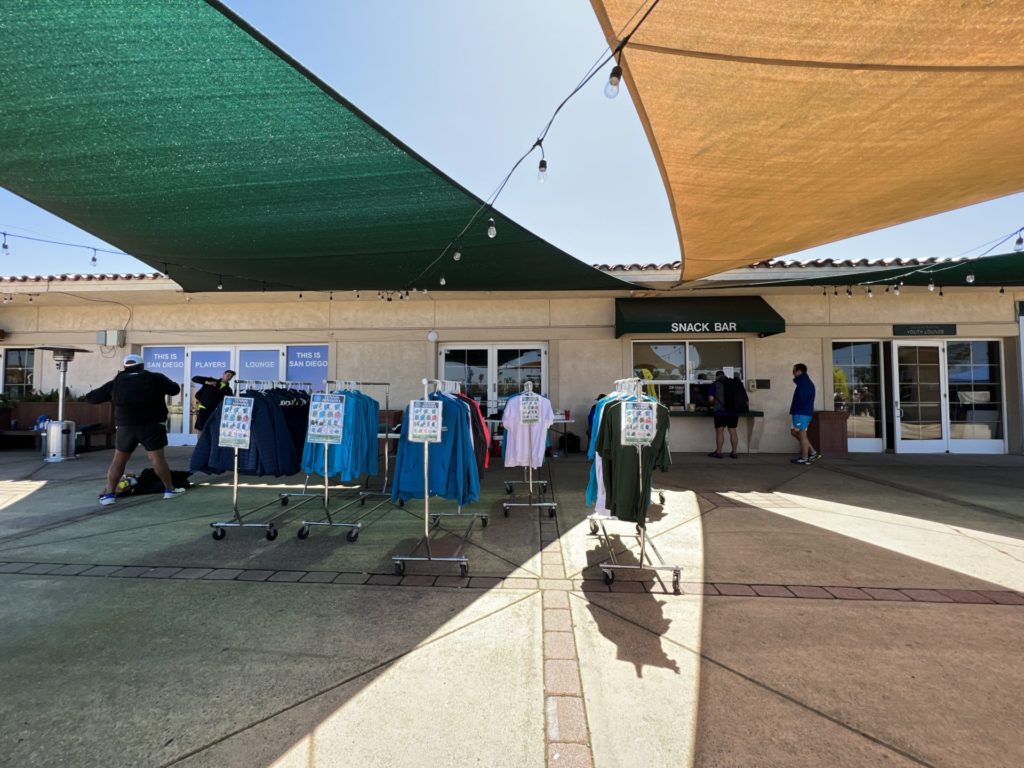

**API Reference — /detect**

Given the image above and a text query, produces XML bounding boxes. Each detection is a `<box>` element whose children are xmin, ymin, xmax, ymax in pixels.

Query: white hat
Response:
<box><xmin>123</xmin><ymin>354</ymin><xmax>143</xmax><ymax>367</ymax></box>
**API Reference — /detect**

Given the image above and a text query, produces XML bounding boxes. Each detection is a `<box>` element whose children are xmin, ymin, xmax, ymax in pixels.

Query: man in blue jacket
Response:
<box><xmin>789</xmin><ymin>363</ymin><xmax>820</xmax><ymax>465</ymax></box>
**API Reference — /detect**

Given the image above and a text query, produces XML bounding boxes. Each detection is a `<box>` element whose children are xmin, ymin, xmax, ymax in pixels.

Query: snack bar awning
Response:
<box><xmin>590</xmin><ymin>0</ymin><xmax>1024</xmax><ymax>281</ymax></box>
<box><xmin>0</xmin><ymin>1</ymin><xmax>628</xmax><ymax>293</ymax></box>
<box><xmin>615</xmin><ymin>296</ymin><xmax>785</xmax><ymax>338</ymax></box>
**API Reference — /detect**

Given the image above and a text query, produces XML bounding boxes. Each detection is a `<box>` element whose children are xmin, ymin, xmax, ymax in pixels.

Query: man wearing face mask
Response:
<box><xmin>789</xmin><ymin>363</ymin><xmax>820</xmax><ymax>465</ymax></box>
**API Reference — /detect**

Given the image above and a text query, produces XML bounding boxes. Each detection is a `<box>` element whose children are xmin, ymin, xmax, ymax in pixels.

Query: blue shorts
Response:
<box><xmin>791</xmin><ymin>414</ymin><xmax>812</xmax><ymax>431</ymax></box>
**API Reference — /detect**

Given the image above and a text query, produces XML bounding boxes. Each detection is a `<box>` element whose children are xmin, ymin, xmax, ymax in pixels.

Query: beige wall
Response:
<box><xmin>2</xmin><ymin>286</ymin><xmax>1020</xmax><ymax>454</ymax></box>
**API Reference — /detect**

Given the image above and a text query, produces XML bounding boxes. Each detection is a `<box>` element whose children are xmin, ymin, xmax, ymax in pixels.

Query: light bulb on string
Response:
<box><xmin>329</xmin><ymin>291</ymin><xmax>333</xmax><ymax>301</ymax></box>
<box><xmin>487</xmin><ymin>218</ymin><xmax>497</xmax><ymax>239</ymax></box>
<box><xmin>355</xmin><ymin>290</ymin><xmax>360</xmax><ymax>300</ymax></box>
<box><xmin>867</xmin><ymin>287</ymin><xmax>874</xmax><ymax>298</ymax></box>
<box><xmin>939</xmin><ymin>286</ymin><xmax>944</xmax><ymax>297</ymax></box>
<box><xmin>966</xmin><ymin>271</ymin><xmax>975</xmax><ymax>284</ymax></box>
<box><xmin>90</xmin><ymin>249</ymin><xmax>97</xmax><ymax>267</ymax></box>
<box><xmin>822</xmin><ymin>287</ymin><xmax>827</xmax><ymax>297</ymax></box>
<box><xmin>605</xmin><ymin>65</ymin><xmax>622</xmax><ymax>99</ymax></box>
<box><xmin>846</xmin><ymin>286</ymin><xmax>853</xmax><ymax>298</ymax></box>
<box><xmin>894</xmin><ymin>284</ymin><xmax>901</xmax><ymax>296</ymax></box>
<box><xmin>299</xmin><ymin>291</ymin><xmax>303</xmax><ymax>299</ymax></box>
<box><xmin>1000</xmin><ymin>286</ymin><xmax>1005</xmax><ymax>294</ymax></box>
<box><xmin>537</xmin><ymin>158</ymin><xmax>547</xmax><ymax>183</ymax></box>
<box><xmin>1</xmin><ymin>233</ymin><xmax>8</xmax><ymax>256</ymax></box>
<box><xmin>216</xmin><ymin>276</ymin><xmax>224</xmax><ymax>291</ymax></box>
<box><xmin>928</xmin><ymin>278</ymin><xmax>935</xmax><ymax>292</ymax></box>
<box><xmin>452</xmin><ymin>244</ymin><xmax>462</xmax><ymax>262</ymax></box>
<box><xmin>833</xmin><ymin>286</ymin><xmax>838</xmax><ymax>296</ymax></box>
<box><xmin>1015</xmin><ymin>234</ymin><xmax>1023</xmax><ymax>252</ymax></box>
<box><xmin>439</xmin><ymin>275</ymin><xmax>447</xmax><ymax>286</ymax></box>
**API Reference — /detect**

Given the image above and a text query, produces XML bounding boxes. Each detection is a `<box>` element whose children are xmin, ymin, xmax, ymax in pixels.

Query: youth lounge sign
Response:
<box><xmin>614</xmin><ymin>297</ymin><xmax>785</xmax><ymax>338</ymax></box>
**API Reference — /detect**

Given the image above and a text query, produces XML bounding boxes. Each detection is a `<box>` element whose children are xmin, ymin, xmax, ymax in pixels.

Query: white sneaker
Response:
<box><xmin>163</xmin><ymin>487</ymin><xmax>186</xmax><ymax>500</ymax></box>
<box><xmin>99</xmin><ymin>493</ymin><xmax>117</xmax><ymax>506</ymax></box>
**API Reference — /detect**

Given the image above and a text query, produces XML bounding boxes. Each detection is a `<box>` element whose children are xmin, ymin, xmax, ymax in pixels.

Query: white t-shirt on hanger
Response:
<box><xmin>502</xmin><ymin>393</ymin><xmax>555</xmax><ymax>469</ymax></box>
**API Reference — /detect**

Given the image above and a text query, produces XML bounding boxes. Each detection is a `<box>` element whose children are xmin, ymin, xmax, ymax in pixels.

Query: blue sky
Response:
<box><xmin>1</xmin><ymin>0</ymin><xmax>1021</xmax><ymax>276</ymax></box>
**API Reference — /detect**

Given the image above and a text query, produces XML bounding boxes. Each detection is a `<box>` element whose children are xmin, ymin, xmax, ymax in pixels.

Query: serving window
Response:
<box><xmin>631</xmin><ymin>341</ymin><xmax>744</xmax><ymax>410</ymax></box>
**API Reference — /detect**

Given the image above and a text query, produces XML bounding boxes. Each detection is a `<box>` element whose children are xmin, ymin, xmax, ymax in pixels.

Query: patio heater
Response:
<box><xmin>36</xmin><ymin>346</ymin><xmax>91</xmax><ymax>463</ymax></box>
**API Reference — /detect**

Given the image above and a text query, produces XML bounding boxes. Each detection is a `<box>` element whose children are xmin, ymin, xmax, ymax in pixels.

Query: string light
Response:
<box><xmin>1</xmin><ymin>232</ymin><xmax>8</xmax><ymax>256</ymax></box>
<box><xmin>216</xmin><ymin>276</ymin><xmax>224</xmax><ymax>291</ymax></box>
<box><xmin>329</xmin><ymin>291</ymin><xmax>333</xmax><ymax>301</ymax></box>
<box><xmin>537</xmin><ymin>158</ymin><xmax>548</xmax><ymax>183</ymax></box>
<box><xmin>867</xmin><ymin>287</ymin><xmax>874</xmax><ymax>298</ymax></box>
<box><xmin>605</xmin><ymin>64</ymin><xmax>623</xmax><ymax>99</ymax></box>
<box><xmin>90</xmin><ymin>248</ymin><xmax>97</xmax><ymax>267</ymax></box>
<box><xmin>939</xmin><ymin>286</ymin><xmax>944</xmax><ymax>297</ymax></box>
<box><xmin>439</xmin><ymin>275</ymin><xmax>447</xmax><ymax>286</ymax></box>
<box><xmin>822</xmin><ymin>287</ymin><xmax>827</xmax><ymax>297</ymax></box>
<box><xmin>1000</xmin><ymin>286</ymin><xmax>1005</xmax><ymax>294</ymax></box>
<box><xmin>966</xmin><ymin>271</ymin><xmax>975</xmax><ymax>284</ymax></box>
<box><xmin>452</xmin><ymin>244</ymin><xmax>462</xmax><ymax>262</ymax></box>
<box><xmin>928</xmin><ymin>278</ymin><xmax>935</xmax><ymax>292</ymax></box>
<box><xmin>486</xmin><ymin>218</ymin><xmax>496</xmax><ymax>239</ymax></box>
<box><xmin>846</xmin><ymin>286</ymin><xmax>853</xmax><ymax>298</ymax></box>
<box><xmin>1016</xmin><ymin>234</ymin><xmax>1023</xmax><ymax>252</ymax></box>
<box><xmin>894</xmin><ymin>284</ymin><xmax>901</xmax><ymax>296</ymax></box>
<box><xmin>833</xmin><ymin>286</ymin><xmax>838</xmax><ymax>296</ymax></box>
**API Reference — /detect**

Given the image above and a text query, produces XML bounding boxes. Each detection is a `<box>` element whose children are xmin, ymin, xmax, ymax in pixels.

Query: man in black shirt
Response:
<box><xmin>191</xmin><ymin>369</ymin><xmax>235</xmax><ymax>432</ymax></box>
<box><xmin>85</xmin><ymin>354</ymin><xmax>184</xmax><ymax>505</ymax></box>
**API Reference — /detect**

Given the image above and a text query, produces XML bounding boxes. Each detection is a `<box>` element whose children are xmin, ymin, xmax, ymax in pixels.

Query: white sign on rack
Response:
<box><xmin>409</xmin><ymin>399</ymin><xmax>443</xmax><ymax>443</ymax></box>
<box><xmin>520</xmin><ymin>393</ymin><xmax>541</xmax><ymax>424</ymax></box>
<box><xmin>621</xmin><ymin>401</ymin><xmax>657</xmax><ymax>446</ymax></box>
<box><xmin>307</xmin><ymin>393</ymin><xmax>345</xmax><ymax>444</ymax></box>
<box><xmin>219</xmin><ymin>396</ymin><xmax>255</xmax><ymax>449</ymax></box>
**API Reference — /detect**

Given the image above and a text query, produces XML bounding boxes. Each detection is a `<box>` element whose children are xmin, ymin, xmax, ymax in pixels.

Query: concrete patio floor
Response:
<box><xmin>0</xmin><ymin>447</ymin><xmax>1021</xmax><ymax>767</ymax></box>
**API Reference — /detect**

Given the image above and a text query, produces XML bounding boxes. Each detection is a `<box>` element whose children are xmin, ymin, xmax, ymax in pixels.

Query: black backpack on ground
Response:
<box><xmin>722</xmin><ymin>378</ymin><xmax>750</xmax><ymax>414</ymax></box>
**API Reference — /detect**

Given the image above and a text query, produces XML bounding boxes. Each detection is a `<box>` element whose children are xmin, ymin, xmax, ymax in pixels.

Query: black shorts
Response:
<box><xmin>713</xmin><ymin>414</ymin><xmax>739</xmax><ymax>429</ymax></box>
<box><xmin>115</xmin><ymin>423</ymin><xmax>168</xmax><ymax>453</ymax></box>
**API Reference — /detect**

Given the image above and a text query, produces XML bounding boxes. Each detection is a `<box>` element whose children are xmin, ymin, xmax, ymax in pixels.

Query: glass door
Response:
<box><xmin>439</xmin><ymin>344</ymin><xmax>548</xmax><ymax>417</ymax></box>
<box><xmin>893</xmin><ymin>342</ymin><xmax>947</xmax><ymax>453</ymax></box>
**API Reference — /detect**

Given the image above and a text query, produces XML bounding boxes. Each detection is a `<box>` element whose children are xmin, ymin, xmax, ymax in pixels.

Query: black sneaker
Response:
<box><xmin>808</xmin><ymin>452</ymin><xmax>822</xmax><ymax>463</ymax></box>
<box><xmin>790</xmin><ymin>457</ymin><xmax>809</xmax><ymax>465</ymax></box>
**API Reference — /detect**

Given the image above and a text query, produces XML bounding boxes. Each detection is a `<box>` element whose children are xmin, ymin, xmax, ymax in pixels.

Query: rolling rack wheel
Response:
<box><xmin>297</xmin><ymin>525</ymin><xmax>310</xmax><ymax>540</ymax></box>
<box><xmin>265</xmin><ymin>525</ymin><xmax>278</xmax><ymax>541</ymax></box>
<box><xmin>212</xmin><ymin>527</ymin><xmax>226</xmax><ymax>541</ymax></box>
<box><xmin>547</xmin><ymin>508</ymin><xmax>556</xmax><ymax>518</ymax></box>
<box><xmin>360</xmin><ymin>497</ymin><xmax>366</xmax><ymax>506</ymax></box>
<box><xmin>280</xmin><ymin>496</ymin><xmax>289</xmax><ymax>506</ymax></box>
<box><xmin>398</xmin><ymin>499</ymin><xmax>405</xmax><ymax>508</ymax></box>
<box><xmin>672</xmin><ymin>570</ymin><xmax>681</xmax><ymax>594</ymax></box>
<box><xmin>503</xmin><ymin>504</ymin><xmax>510</xmax><ymax>518</ymax></box>
<box><xmin>481</xmin><ymin>515</ymin><xmax>489</xmax><ymax>528</ymax></box>
<box><xmin>459</xmin><ymin>563</ymin><xmax>469</xmax><ymax>578</ymax></box>
<box><xmin>504</xmin><ymin>482</ymin><xmax>513</xmax><ymax>494</ymax></box>
<box><xmin>394</xmin><ymin>561</ymin><xmax>406</xmax><ymax>576</ymax></box>
<box><xmin>430</xmin><ymin>515</ymin><xmax>440</xmax><ymax>527</ymax></box>
<box><xmin>346</xmin><ymin>528</ymin><xmax>359</xmax><ymax>542</ymax></box>
<box><xmin>603</xmin><ymin>569</ymin><xmax>615</xmax><ymax>586</ymax></box>
<box><xmin>636</xmin><ymin>524</ymin><xmax>643</xmax><ymax>537</ymax></box>
<box><xmin>659</xmin><ymin>492</ymin><xmax>666</xmax><ymax>505</ymax></box>
<box><xmin>589</xmin><ymin>520</ymin><xmax>599</xmax><ymax>535</ymax></box>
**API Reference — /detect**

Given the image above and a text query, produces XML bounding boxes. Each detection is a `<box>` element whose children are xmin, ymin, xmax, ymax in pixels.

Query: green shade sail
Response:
<box><xmin>0</xmin><ymin>0</ymin><xmax>628</xmax><ymax>293</ymax></box>
<box><xmin>734</xmin><ymin>252</ymin><xmax>1024</xmax><ymax>290</ymax></box>
<box><xmin>615</xmin><ymin>297</ymin><xmax>786</xmax><ymax>337</ymax></box>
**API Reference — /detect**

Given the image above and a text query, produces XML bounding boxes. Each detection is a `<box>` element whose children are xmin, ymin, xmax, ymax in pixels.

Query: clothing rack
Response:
<box><xmin>501</xmin><ymin>381</ymin><xmax>557</xmax><ymax>519</ymax></box>
<box><xmin>209</xmin><ymin>379</ymin><xmax>305</xmax><ymax>541</ymax></box>
<box><xmin>326</xmin><ymin>380</ymin><xmax>395</xmax><ymax>499</ymax></box>
<box><xmin>392</xmin><ymin>378</ymin><xmax>488</xmax><ymax>577</ymax></box>
<box><xmin>587</xmin><ymin>377</ymin><xmax>680</xmax><ymax>592</ymax></box>
<box><xmin>294</xmin><ymin>380</ymin><xmax>397</xmax><ymax>540</ymax></box>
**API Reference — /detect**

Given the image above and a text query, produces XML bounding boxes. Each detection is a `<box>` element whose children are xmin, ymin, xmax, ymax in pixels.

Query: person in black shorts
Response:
<box><xmin>707</xmin><ymin>370</ymin><xmax>740</xmax><ymax>458</ymax></box>
<box><xmin>85</xmin><ymin>354</ymin><xmax>185</xmax><ymax>505</ymax></box>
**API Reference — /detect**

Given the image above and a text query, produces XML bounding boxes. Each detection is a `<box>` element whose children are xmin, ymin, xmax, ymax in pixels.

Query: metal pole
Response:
<box><xmin>637</xmin><ymin>444</ymin><xmax>646</xmax><ymax>565</ymax></box>
<box><xmin>232</xmin><ymin>447</ymin><xmax>240</xmax><ymax>516</ymax></box>
<box><xmin>57</xmin><ymin>362</ymin><xmax>67</xmax><ymax>423</ymax></box>
<box><xmin>423</xmin><ymin>379</ymin><xmax>432</xmax><ymax>558</ymax></box>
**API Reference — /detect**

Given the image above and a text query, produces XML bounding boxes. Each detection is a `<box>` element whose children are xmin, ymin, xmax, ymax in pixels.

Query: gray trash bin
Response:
<box><xmin>43</xmin><ymin>420</ymin><xmax>77</xmax><ymax>463</ymax></box>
